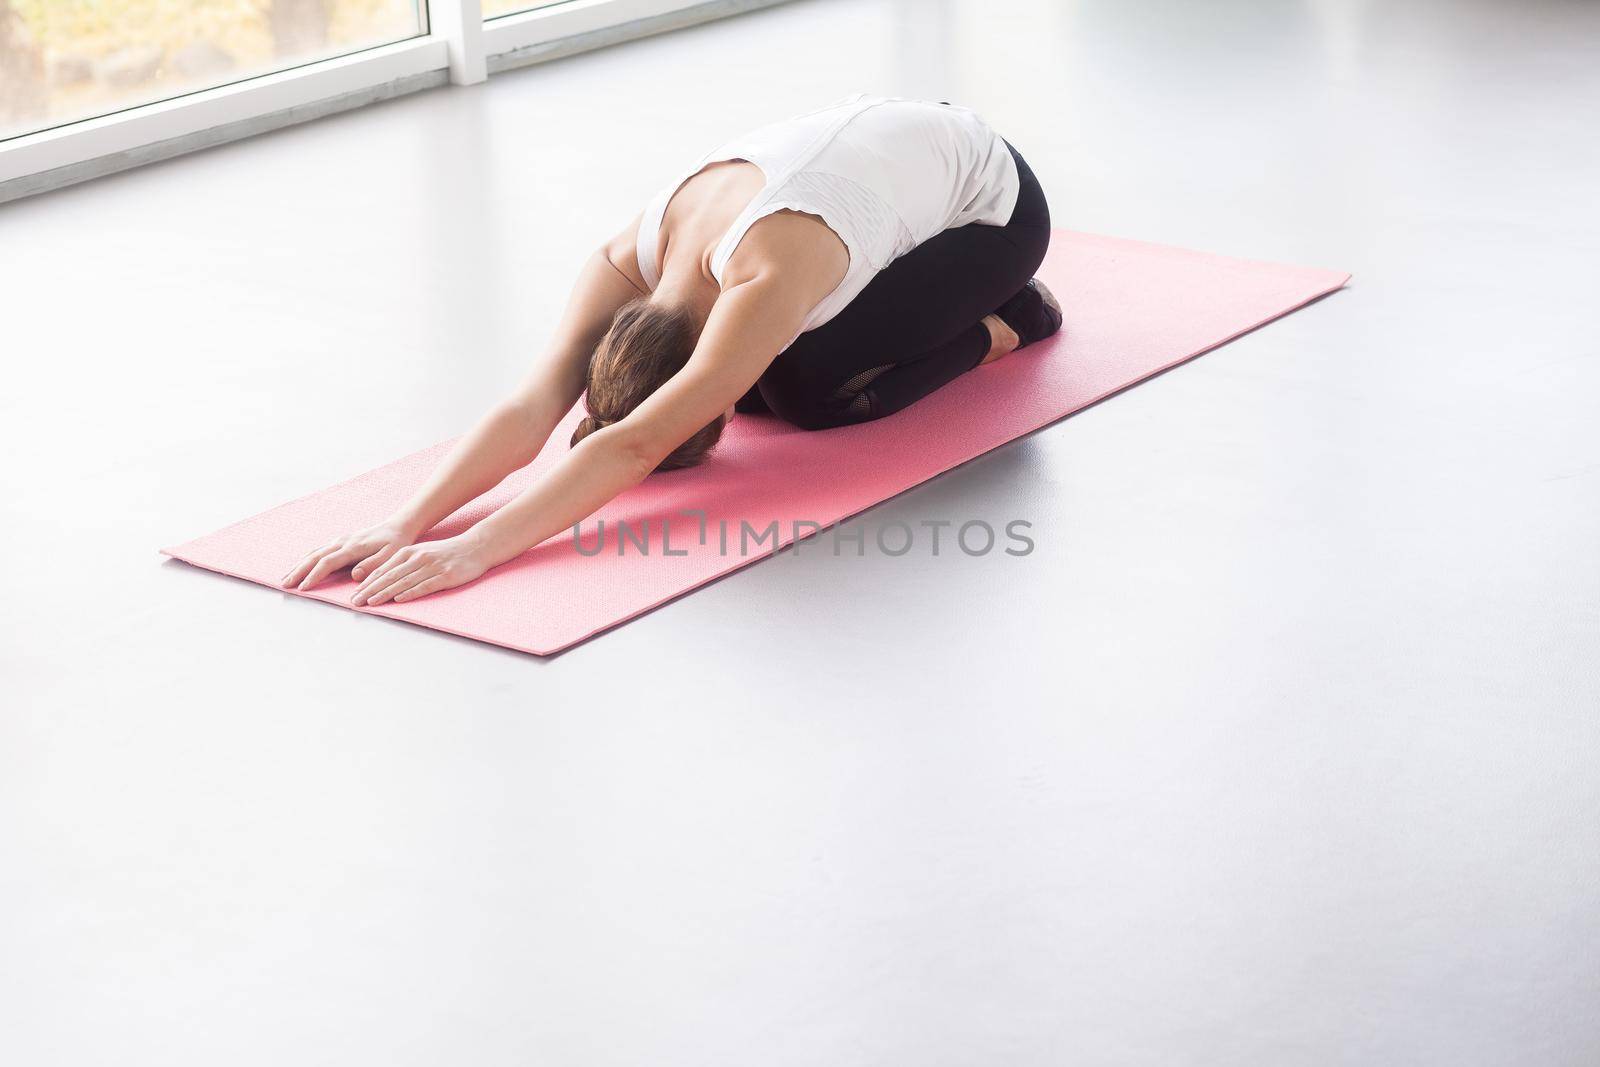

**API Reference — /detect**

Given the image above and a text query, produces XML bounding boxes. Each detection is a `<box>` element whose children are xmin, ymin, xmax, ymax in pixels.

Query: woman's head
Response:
<box><xmin>571</xmin><ymin>298</ymin><xmax>725</xmax><ymax>471</ymax></box>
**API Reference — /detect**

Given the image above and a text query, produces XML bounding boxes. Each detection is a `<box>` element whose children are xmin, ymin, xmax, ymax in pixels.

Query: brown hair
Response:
<box><xmin>571</xmin><ymin>298</ymin><xmax>725</xmax><ymax>471</ymax></box>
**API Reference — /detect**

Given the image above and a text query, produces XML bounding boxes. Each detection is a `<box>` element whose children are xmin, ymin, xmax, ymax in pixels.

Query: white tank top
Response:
<box><xmin>635</xmin><ymin>94</ymin><xmax>1021</xmax><ymax>341</ymax></box>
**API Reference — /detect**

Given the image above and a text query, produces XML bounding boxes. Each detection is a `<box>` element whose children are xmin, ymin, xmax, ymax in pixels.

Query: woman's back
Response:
<box><xmin>638</xmin><ymin>95</ymin><xmax>1021</xmax><ymax>335</ymax></box>
<box><xmin>726</xmin><ymin>96</ymin><xmax>1019</xmax><ymax>254</ymax></box>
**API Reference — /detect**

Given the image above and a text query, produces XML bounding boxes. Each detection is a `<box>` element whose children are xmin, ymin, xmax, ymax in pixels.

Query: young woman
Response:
<box><xmin>283</xmin><ymin>94</ymin><xmax>1062</xmax><ymax>606</ymax></box>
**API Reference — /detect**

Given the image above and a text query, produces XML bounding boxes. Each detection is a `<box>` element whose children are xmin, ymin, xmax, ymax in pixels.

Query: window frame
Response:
<box><xmin>0</xmin><ymin>0</ymin><xmax>788</xmax><ymax>202</ymax></box>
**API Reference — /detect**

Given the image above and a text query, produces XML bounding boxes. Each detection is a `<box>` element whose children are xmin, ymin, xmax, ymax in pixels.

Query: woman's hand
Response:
<box><xmin>281</xmin><ymin>521</ymin><xmax>419</xmax><ymax>591</ymax></box>
<box><xmin>350</xmin><ymin>535</ymin><xmax>492</xmax><ymax>607</ymax></box>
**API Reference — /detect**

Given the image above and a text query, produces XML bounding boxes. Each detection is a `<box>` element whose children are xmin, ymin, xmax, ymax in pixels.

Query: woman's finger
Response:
<box><xmin>355</xmin><ymin>548</ymin><xmax>414</xmax><ymax>600</ymax></box>
<box><xmin>392</xmin><ymin>574</ymin><xmax>453</xmax><ymax>604</ymax></box>
<box><xmin>281</xmin><ymin>544</ymin><xmax>336</xmax><ymax>587</ymax></box>
<box><xmin>298</xmin><ymin>544</ymin><xmax>362</xmax><ymax>591</ymax></box>
<box><xmin>354</xmin><ymin>553</ymin><xmax>423</xmax><ymax>604</ymax></box>
<box><xmin>390</xmin><ymin>576</ymin><xmax>449</xmax><ymax>605</ymax></box>
<box><xmin>350</xmin><ymin>543</ymin><xmax>400</xmax><ymax>583</ymax></box>
<box><xmin>365</xmin><ymin>566</ymin><xmax>435</xmax><ymax>607</ymax></box>
<box><xmin>360</xmin><ymin>561</ymin><xmax>434</xmax><ymax>607</ymax></box>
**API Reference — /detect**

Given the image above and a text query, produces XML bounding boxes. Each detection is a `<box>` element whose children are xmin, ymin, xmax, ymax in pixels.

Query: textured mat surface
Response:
<box><xmin>164</xmin><ymin>231</ymin><xmax>1348</xmax><ymax>654</ymax></box>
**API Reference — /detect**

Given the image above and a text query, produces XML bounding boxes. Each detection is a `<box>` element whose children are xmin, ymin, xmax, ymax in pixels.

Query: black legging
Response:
<box><xmin>742</xmin><ymin>142</ymin><xmax>1050</xmax><ymax>430</ymax></box>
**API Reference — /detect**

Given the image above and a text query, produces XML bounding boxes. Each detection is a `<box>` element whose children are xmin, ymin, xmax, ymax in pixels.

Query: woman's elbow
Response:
<box><xmin>589</xmin><ymin>417</ymin><xmax>727</xmax><ymax>475</ymax></box>
<box><xmin>584</xmin><ymin>423</ymin><xmax>668</xmax><ymax>480</ymax></box>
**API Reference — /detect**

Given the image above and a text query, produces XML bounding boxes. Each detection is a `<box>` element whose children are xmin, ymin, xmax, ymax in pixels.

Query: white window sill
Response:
<box><xmin>0</xmin><ymin>0</ymin><xmax>790</xmax><ymax>204</ymax></box>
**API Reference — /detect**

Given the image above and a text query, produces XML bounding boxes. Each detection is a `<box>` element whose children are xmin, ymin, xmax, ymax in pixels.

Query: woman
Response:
<box><xmin>283</xmin><ymin>94</ymin><xmax>1062</xmax><ymax>606</ymax></box>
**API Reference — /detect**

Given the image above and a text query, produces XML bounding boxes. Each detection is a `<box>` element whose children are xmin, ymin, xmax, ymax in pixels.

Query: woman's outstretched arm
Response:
<box><xmin>282</xmin><ymin>220</ymin><xmax>647</xmax><ymax>591</ymax></box>
<box><xmin>346</xmin><ymin>269</ymin><xmax>818</xmax><ymax>607</ymax></box>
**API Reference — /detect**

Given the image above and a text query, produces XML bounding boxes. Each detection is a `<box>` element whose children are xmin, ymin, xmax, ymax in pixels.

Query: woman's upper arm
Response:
<box><xmin>614</xmin><ymin>221</ymin><xmax>847</xmax><ymax>462</ymax></box>
<box><xmin>611</xmin><ymin>273</ymin><xmax>809</xmax><ymax>463</ymax></box>
<box><xmin>509</xmin><ymin>215</ymin><xmax>648</xmax><ymax>412</ymax></box>
<box><xmin>601</xmin><ymin>216</ymin><xmax>650</xmax><ymax>294</ymax></box>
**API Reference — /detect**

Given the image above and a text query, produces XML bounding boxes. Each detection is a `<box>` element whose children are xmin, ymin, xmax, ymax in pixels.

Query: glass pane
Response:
<box><xmin>0</xmin><ymin>0</ymin><xmax>426</xmax><ymax>142</ymax></box>
<box><xmin>483</xmin><ymin>0</ymin><xmax>570</xmax><ymax>21</ymax></box>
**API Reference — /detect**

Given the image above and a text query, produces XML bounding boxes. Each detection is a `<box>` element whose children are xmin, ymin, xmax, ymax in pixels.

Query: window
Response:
<box><xmin>0</xmin><ymin>0</ymin><xmax>427</xmax><ymax>142</ymax></box>
<box><xmin>483</xmin><ymin>0</ymin><xmax>567</xmax><ymax>20</ymax></box>
<box><xmin>0</xmin><ymin>0</ymin><xmax>792</xmax><ymax>201</ymax></box>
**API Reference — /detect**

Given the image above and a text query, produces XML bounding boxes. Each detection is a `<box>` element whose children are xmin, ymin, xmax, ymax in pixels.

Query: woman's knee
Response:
<box><xmin>757</xmin><ymin>376</ymin><xmax>859</xmax><ymax>431</ymax></box>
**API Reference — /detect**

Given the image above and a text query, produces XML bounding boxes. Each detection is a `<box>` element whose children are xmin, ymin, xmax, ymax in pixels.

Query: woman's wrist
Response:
<box><xmin>457</xmin><ymin>519</ymin><xmax>518</xmax><ymax>570</ymax></box>
<box><xmin>386</xmin><ymin>509</ymin><xmax>430</xmax><ymax>542</ymax></box>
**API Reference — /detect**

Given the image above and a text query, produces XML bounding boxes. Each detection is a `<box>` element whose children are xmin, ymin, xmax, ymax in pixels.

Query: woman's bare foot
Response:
<box><xmin>980</xmin><ymin>313</ymin><xmax>1020</xmax><ymax>364</ymax></box>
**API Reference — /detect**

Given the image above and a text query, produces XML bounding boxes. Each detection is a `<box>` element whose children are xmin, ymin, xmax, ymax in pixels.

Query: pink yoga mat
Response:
<box><xmin>164</xmin><ymin>231</ymin><xmax>1348</xmax><ymax>654</ymax></box>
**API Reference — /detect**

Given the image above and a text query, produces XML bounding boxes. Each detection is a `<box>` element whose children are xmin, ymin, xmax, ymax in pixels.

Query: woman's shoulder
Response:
<box><xmin>602</xmin><ymin>214</ymin><xmax>650</xmax><ymax>294</ymax></box>
<box><xmin>720</xmin><ymin>209</ymin><xmax>850</xmax><ymax>304</ymax></box>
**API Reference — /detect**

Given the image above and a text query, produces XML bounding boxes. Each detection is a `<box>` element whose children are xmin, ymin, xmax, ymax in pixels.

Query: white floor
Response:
<box><xmin>4</xmin><ymin>0</ymin><xmax>1599</xmax><ymax>1063</ymax></box>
